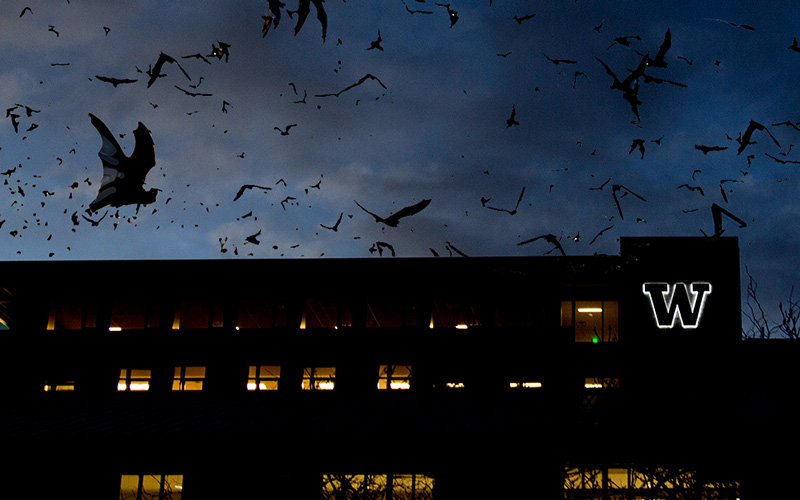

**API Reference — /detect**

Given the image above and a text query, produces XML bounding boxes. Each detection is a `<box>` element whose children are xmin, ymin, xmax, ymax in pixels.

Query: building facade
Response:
<box><xmin>0</xmin><ymin>237</ymin><xmax>795</xmax><ymax>498</ymax></box>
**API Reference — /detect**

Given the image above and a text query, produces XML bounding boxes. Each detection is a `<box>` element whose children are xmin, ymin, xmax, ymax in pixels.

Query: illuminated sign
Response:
<box><xmin>642</xmin><ymin>282</ymin><xmax>712</xmax><ymax>329</ymax></box>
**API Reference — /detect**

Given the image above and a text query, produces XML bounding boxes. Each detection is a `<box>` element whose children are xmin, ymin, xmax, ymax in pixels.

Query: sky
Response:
<box><xmin>1</xmin><ymin>0</ymin><xmax>799</xmax><ymax>323</ymax></box>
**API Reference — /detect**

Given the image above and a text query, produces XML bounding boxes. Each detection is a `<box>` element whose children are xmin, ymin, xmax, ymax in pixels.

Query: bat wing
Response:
<box><xmin>294</xmin><ymin>0</ymin><xmax>311</xmax><ymax>36</ymax></box>
<box><xmin>386</xmin><ymin>199</ymin><xmax>432</xmax><ymax>225</ymax></box>
<box><xmin>129</xmin><ymin>122</ymin><xmax>155</xmax><ymax>182</ymax></box>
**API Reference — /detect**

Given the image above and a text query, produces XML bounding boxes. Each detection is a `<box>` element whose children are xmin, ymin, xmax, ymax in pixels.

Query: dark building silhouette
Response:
<box><xmin>0</xmin><ymin>237</ymin><xmax>795</xmax><ymax>498</ymax></box>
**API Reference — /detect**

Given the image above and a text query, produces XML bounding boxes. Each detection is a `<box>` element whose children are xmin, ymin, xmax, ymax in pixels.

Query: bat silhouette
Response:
<box><xmin>695</xmin><ymin>144</ymin><xmax>728</xmax><ymax>154</ymax></box>
<box><xmin>174</xmin><ymin>85</ymin><xmax>212</xmax><ymax>97</ymax></box>
<box><xmin>95</xmin><ymin>75</ymin><xmax>138</xmax><ymax>87</ymax></box>
<box><xmin>635</xmin><ymin>28</ymin><xmax>671</xmax><ymax>68</ymax></box>
<box><xmin>506</xmin><ymin>104</ymin><xmax>519</xmax><ymax>128</ymax></box>
<box><xmin>514</xmin><ymin>13</ymin><xmax>535</xmax><ymax>24</ymax></box>
<box><xmin>611</xmin><ymin>184</ymin><xmax>646</xmax><ymax>220</ymax></box>
<box><xmin>208</xmin><ymin>41</ymin><xmax>231</xmax><ymax>61</ymax></box>
<box><xmin>274</xmin><ymin>124</ymin><xmax>297</xmax><ymax>135</ymax></box>
<box><xmin>678</xmin><ymin>184</ymin><xmax>705</xmax><ymax>196</ymax></box>
<box><xmin>87</xmin><ymin>113</ymin><xmax>158</xmax><ymax>213</ymax></box>
<box><xmin>435</xmin><ymin>3</ymin><xmax>459</xmax><ymax>28</ymax></box>
<box><xmin>789</xmin><ymin>38</ymin><xmax>800</xmax><ymax>53</ymax></box>
<box><xmin>320</xmin><ymin>212</ymin><xmax>343</xmax><ymax>231</ymax></box>
<box><xmin>710</xmin><ymin>203</ymin><xmax>746</xmax><ymax>236</ymax></box>
<box><xmin>543</xmin><ymin>52</ymin><xmax>577</xmax><ymax>64</ymax></box>
<box><xmin>736</xmin><ymin>119</ymin><xmax>781</xmax><ymax>155</ymax></box>
<box><xmin>294</xmin><ymin>0</ymin><xmax>327</xmax><ymax>41</ymax></box>
<box><xmin>315</xmin><ymin>74</ymin><xmax>387</xmax><ymax>98</ymax></box>
<box><xmin>367</xmin><ymin>29</ymin><xmax>383</xmax><ymax>51</ymax></box>
<box><xmin>517</xmin><ymin>233</ymin><xmax>566</xmax><ymax>256</ymax></box>
<box><xmin>590</xmin><ymin>225</ymin><xmax>614</xmax><ymax>245</ymax></box>
<box><xmin>234</xmin><ymin>184</ymin><xmax>272</xmax><ymax>201</ymax></box>
<box><xmin>354</xmin><ymin>199</ymin><xmax>431</xmax><ymax>227</ymax></box>
<box><xmin>486</xmin><ymin>186</ymin><xmax>525</xmax><ymax>215</ymax></box>
<box><xmin>146</xmin><ymin>52</ymin><xmax>191</xmax><ymax>88</ymax></box>
<box><xmin>608</xmin><ymin>35</ymin><xmax>640</xmax><ymax>50</ymax></box>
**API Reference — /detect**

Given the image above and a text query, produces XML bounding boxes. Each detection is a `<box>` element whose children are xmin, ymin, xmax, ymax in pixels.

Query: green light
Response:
<box><xmin>592</xmin><ymin>336</ymin><xmax>599</xmax><ymax>344</ymax></box>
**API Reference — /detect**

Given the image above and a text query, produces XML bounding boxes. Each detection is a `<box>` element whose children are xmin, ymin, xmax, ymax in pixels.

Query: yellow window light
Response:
<box><xmin>577</xmin><ymin>307</ymin><xmax>603</xmax><ymax>313</ymax></box>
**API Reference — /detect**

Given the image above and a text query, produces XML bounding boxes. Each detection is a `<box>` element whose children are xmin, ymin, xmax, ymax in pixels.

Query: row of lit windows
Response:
<box><xmin>42</xmin><ymin>298</ymin><xmax>618</xmax><ymax>338</ymax></box>
<box><xmin>120</xmin><ymin>466</ymin><xmax>740</xmax><ymax>499</ymax></box>
<box><xmin>119</xmin><ymin>473</ymin><xmax>435</xmax><ymax>500</ymax></box>
<box><xmin>563</xmin><ymin>466</ymin><xmax>740</xmax><ymax>498</ymax></box>
<box><xmin>45</xmin><ymin>366</ymin><xmax>619</xmax><ymax>393</ymax></box>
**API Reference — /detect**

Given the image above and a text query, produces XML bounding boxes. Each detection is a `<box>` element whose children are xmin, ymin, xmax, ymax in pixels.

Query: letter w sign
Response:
<box><xmin>642</xmin><ymin>282</ymin><xmax>712</xmax><ymax>329</ymax></box>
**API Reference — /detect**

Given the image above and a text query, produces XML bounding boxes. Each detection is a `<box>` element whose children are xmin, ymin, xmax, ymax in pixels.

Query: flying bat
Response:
<box><xmin>736</xmin><ymin>119</ymin><xmax>781</xmax><ymax>155</ymax></box>
<box><xmin>590</xmin><ymin>225</ymin><xmax>614</xmax><ymax>245</ymax></box>
<box><xmin>611</xmin><ymin>184</ymin><xmax>646</xmax><ymax>220</ymax></box>
<box><xmin>146</xmin><ymin>52</ymin><xmax>191</xmax><ymax>88</ymax></box>
<box><xmin>294</xmin><ymin>0</ymin><xmax>327</xmax><ymax>41</ymax></box>
<box><xmin>208</xmin><ymin>41</ymin><xmax>231</xmax><ymax>61</ymax></box>
<box><xmin>711</xmin><ymin>203</ymin><xmax>746</xmax><ymax>236</ymax></box>
<box><xmin>516</xmin><ymin>233</ymin><xmax>566</xmax><ymax>256</ymax></box>
<box><xmin>678</xmin><ymin>184</ymin><xmax>705</xmax><ymax>196</ymax></box>
<box><xmin>315</xmin><ymin>73</ymin><xmax>387</xmax><ymax>98</ymax></box>
<box><xmin>233</xmin><ymin>184</ymin><xmax>272</xmax><ymax>201</ymax></box>
<box><xmin>320</xmin><ymin>212</ymin><xmax>343</xmax><ymax>231</ymax></box>
<box><xmin>486</xmin><ymin>186</ymin><xmax>525</xmax><ymax>215</ymax></box>
<box><xmin>435</xmin><ymin>3</ymin><xmax>459</xmax><ymax>28</ymax></box>
<box><xmin>543</xmin><ymin>52</ymin><xmax>577</xmax><ymax>65</ymax></box>
<box><xmin>95</xmin><ymin>75</ymin><xmax>138</xmax><ymax>87</ymax></box>
<box><xmin>87</xmin><ymin>113</ymin><xmax>158</xmax><ymax>213</ymax></box>
<box><xmin>506</xmin><ymin>104</ymin><xmax>519</xmax><ymax>128</ymax></box>
<box><xmin>354</xmin><ymin>198</ymin><xmax>431</xmax><ymax>227</ymax></box>
<box><xmin>695</xmin><ymin>144</ymin><xmax>728</xmax><ymax>154</ymax></box>
<box><xmin>175</xmin><ymin>85</ymin><xmax>212</xmax><ymax>97</ymax></box>
<box><xmin>634</xmin><ymin>28</ymin><xmax>671</xmax><ymax>68</ymax></box>
<box><xmin>274</xmin><ymin>124</ymin><xmax>297</xmax><ymax>135</ymax></box>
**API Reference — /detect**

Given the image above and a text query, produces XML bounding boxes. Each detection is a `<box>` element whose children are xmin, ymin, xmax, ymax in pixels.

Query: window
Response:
<box><xmin>43</xmin><ymin>379</ymin><xmax>75</xmax><ymax>391</ymax></box>
<box><xmin>302</xmin><ymin>298</ymin><xmax>352</xmax><ymax>329</ymax></box>
<box><xmin>584</xmin><ymin>377</ymin><xmax>619</xmax><ymax>389</ymax></box>
<box><xmin>321</xmin><ymin>474</ymin><xmax>434</xmax><ymax>500</ymax></box>
<box><xmin>236</xmin><ymin>299</ymin><xmax>288</xmax><ymax>329</ymax></box>
<box><xmin>366</xmin><ymin>299</ymin><xmax>417</xmax><ymax>328</ymax></box>
<box><xmin>46</xmin><ymin>300</ymin><xmax>97</xmax><ymax>330</ymax></box>
<box><xmin>247</xmin><ymin>365</ymin><xmax>280</xmax><ymax>390</ymax></box>
<box><xmin>172</xmin><ymin>366</ymin><xmax>205</xmax><ymax>391</ymax></box>
<box><xmin>508</xmin><ymin>381</ymin><xmax>542</xmax><ymax>389</ymax></box>
<box><xmin>430</xmin><ymin>298</ymin><xmax>481</xmax><ymax>329</ymax></box>
<box><xmin>564</xmin><ymin>465</ymin><xmax>739</xmax><ymax>499</ymax></box>
<box><xmin>561</xmin><ymin>300</ymin><xmax>619</xmax><ymax>342</ymax></box>
<box><xmin>378</xmin><ymin>365</ymin><xmax>411</xmax><ymax>390</ymax></box>
<box><xmin>119</xmin><ymin>474</ymin><xmax>183</xmax><ymax>500</ymax></box>
<box><xmin>302</xmin><ymin>366</ymin><xmax>335</xmax><ymax>390</ymax></box>
<box><xmin>110</xmin><ymin>300</ymin><xmax>160</xmax><ymax>330</ymax></box>
<box><xmin>172</xmin><ymin>300</ymin><xmax>223</xmax><ymax>329</ymax></box>
<box><xmin>118</xmin><ymin>369</ymin><xmax>151</xmax><ymax>391</ymax></box>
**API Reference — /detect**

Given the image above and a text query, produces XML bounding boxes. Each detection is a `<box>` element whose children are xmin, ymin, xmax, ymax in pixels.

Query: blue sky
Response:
<box><xmin>2</xmin><ymin>0</ymin><xmax>799</xmax><ymax>321</ymax></box>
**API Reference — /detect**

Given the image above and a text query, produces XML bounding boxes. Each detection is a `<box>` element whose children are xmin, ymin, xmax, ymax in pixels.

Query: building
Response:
<box><xmin>0</xmin><ymin>237</ymin><xmax>795</xmax><ymax>498</ymax></box>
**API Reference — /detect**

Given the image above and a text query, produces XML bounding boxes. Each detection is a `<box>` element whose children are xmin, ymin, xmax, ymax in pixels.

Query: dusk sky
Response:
<box><xmin>2</xmin><ymin>1</ymin><xmax>799</xmax><ymax>321</ymax></box>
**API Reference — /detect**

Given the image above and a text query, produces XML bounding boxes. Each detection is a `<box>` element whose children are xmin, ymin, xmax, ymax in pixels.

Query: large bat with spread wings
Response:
<box><xmin>88</xmin><ymin>113</ymin><xmax>158</xmax><ymax>213</ymax></box>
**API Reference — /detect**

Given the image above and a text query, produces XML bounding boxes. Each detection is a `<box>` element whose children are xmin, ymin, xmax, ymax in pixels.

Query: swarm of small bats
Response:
<box><xmin>4</xmin><ymin>1</ymin><xmax>800</xmax><ymax>259</ymax></box>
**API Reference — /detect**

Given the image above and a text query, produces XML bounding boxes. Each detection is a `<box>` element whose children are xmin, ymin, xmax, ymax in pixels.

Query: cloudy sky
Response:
<box><xmin>2</xmin><ymin>1</ymin><xmax>799</xmax><ymax>319</ymax></box>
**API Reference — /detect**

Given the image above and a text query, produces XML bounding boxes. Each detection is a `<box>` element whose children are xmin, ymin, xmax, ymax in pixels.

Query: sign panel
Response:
<box><xmin>642</xmin><ymin>282</ymin><xmax>712</xmax><ymax>329</ymax></box>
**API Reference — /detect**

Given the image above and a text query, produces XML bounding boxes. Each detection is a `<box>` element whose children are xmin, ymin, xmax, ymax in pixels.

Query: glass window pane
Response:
<box><xmin>575</xmin><ymin>301</ymin><xmax>603</xmax><ymax>342</ymax></box>
<box><xmin>119</xmin><ymin>475</ymin><xmax>140</xmax><ymax>500</ymax></box>
<box><xmin>175</xmin><ymin>300</ymin><xmax>210</xmax><ymax>329</ymax></box>
<box><xmin>110</xmin><ymin>300</ymin><xmax>147</xmax><ymax>330</ymax></box>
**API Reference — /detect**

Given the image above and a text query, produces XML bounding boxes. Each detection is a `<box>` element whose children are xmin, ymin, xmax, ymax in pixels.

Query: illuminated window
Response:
<box><xmin>564</xmin><ymin>465</ymin><xmax>739</xmax><ymax>499</ymax></box>
<box><xmin>584</xmin><ymin>376</ymin><xmax>619</xmax><ymax>389</ymax></box>
<box><xmin>444</xmin><ymin>382</ymin><xmax>465</xmax><ymax>389</ymax></box>
<box><xmin>431</xmin><ymin>298</ymin><xmax>481</xmax><ymax>329</ymax></box>
<box><xmin>378</xmin><ymin>365</ymin><xmax>411</xmax><ymax>390</ymax></box>
<box><xmin>509</xmin><ymin>381</ymin><xmax>542</xmax><ymax>389</ymax></box>
<box><xmin>302</xmin><ymin>366</ymin><xmax>335</xmax><ymax>390</ymax></box>
<box><xmin>118</xmin><ymin>369</ymin><xmax>151</xmax><ymax>391</ymax></box>
<box><xmin>46</xmin><ymin>300</ymin><xmax>98</xmax><ymax>330</ymax></box>
<box><xmin>321</xmin><ymin>474</ymin><xmax>434</xmax><ymax>500</ymax></box>
<box><xmin>247</xmin><ymin>365</ymin><xmax>280</xmax><ymax>391</ymax></box>
<box><xmin>236</xmin><ymin>299</ymin><xmax>288</xmax><ymax>329</ymax></box>
<box><xmin>561</xmin><ymin>300</ymin><xmax>619</xmax><ymax>342</ymax></box>
<box><xmin>43</xmin><ymin>380</ymin><xmax>75</xmax><ymax>392</ymax></box>
<box><xmin>172</xmin><ymin>366</ymin><xmax>205</xmax><ymax>391</ymax></box>
<box><xmin>366</xmin><ymin>299</ymin><xmax>417</xmax><ymax>328</ymax></box>
<box><xmin>172</xmin><ymin>300</ymin><xmax>224</xmax><ymax>329</ymax></box>
<box><xmin>302</xmin><ymin>298</ymin><xmax>352</xmax><ymax>329</ymax></box>
<box><xmin>110</xmin><ymin>300</ymin><xmax>160</xmax><ymax>330</ymax></box>
<box><xmin>119</xmin><ymin>474</ymin><xmax>183</xmax><ymax>500</ymax></box>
